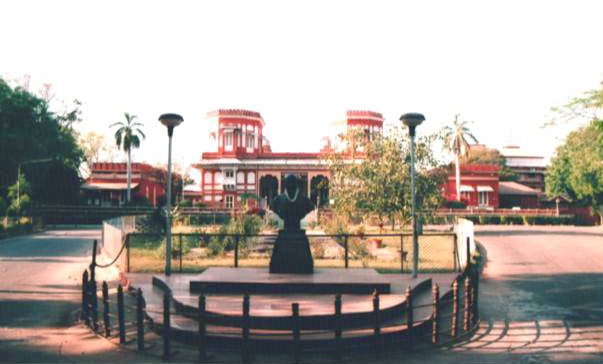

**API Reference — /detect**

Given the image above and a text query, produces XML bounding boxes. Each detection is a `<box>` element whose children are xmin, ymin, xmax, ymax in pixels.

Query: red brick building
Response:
<box><xmin>82</xmin><ymin>162</ymin><xmax>174</xmax><ymax>207</ymax></box>
<box><xmin>193</xmin><ymin>109</ymin><xmax>383</xmax><ymax>209</ymax></box>
<box><xmin>442</xmin><ymin>164</ymin><xmax>500</xmax><ymax>208</ymax></box>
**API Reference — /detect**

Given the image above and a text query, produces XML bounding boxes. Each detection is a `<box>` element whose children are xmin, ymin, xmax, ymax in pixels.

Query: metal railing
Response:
<box><xmin>81</xmin><ymin>246</ymin><xmax>480</xmax><ymax>362</ymax></box>
<box><xmin>126</xmin><ymin>231</ymin><xmax>459</xmax><ymax>274</ymax></box>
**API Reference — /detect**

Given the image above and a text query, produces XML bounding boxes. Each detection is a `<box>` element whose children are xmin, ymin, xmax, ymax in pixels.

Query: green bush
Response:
<box><xmin>5</xmin><ymin>222</ymin><xmax>33</xmax><ymax>235</ymax></box>
<box><xmin>209</xmin><ymin>214</ymin><xmax>263</xmax><ymax>253</ymax></box>
<box><xmin>322</xmin><ymin>216</ymin><xmax>349</xmax><ymax>245</ymax></box>
<box><xmin>208</xmin><ymin>237</ymin><xmax>224</xmax><ymax>256</ymax></box>
<box><xmin>463</xmin><ymin>215</ymin><xmax>481</xmax><ymax>224</ymax></box>
<box><xmin>444</xmin><ymin>200</ymin><xmax>466</xmax><ymax>209</ymax></box>
<box><xmin>349</xmin><ymin>238</ymin><xmax>369</xmax><ymax>260</ymax></box>
<box><xmin>459</xmin><ymin>214</ymin><xmax>578</xmax><ymax>226</ymax></box>
<box><xmin>188</xmin><ymin>213</ymin><xmax>231</xmax><ymax>226</ymax></box>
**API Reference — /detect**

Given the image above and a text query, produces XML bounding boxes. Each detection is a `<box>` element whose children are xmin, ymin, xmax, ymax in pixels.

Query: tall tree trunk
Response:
<box><xmin>455</xmin><ymin>153</ymin><xmax>461</xmax><ymax>201</ymax></box>
<box><xmin>126</xmin><ymin>148</ymin><xmax>131</xmax><ymax>203</ymax></box>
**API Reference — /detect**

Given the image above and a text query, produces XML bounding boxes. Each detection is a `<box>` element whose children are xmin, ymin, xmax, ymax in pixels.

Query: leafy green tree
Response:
<box><xmin>443</xmin><ymin>115</ymin><xmax>478</xmax><ymax>201</ymax></box>
<box><xmin>546</xmin><ymin>120</ymin><xmax>603</xmax><ymax>224</ymax></box>
<box><xmin>0</xmin><ymin>77</ymin><xmax>84</xmax><ymax>209</ymax></box>
<box><xmin>78</xmin><ymin>131</ymin><xmax>116</xmax><ymax>164</ymax></box>
<box><xmin>548</xmin><ymin>82</ymin><xmax>603</xmax><ymax>155</ymax></box>
<box><xmin>460</xmin><ymin>146</ymin><xmax>517</xmax><ymax>181</ymax></box>
<box><xmin>110</xmin><ymin>113</ymin><xmax>145</xmax><ymax>202</ymax></box>
<box><xmin>7</xmin><ymin>173</ymin><xmax>32</xmax><ymax>218</ymax></box>
<box><xmin>548</xmin><ymin>85</ymin><xmax>602</xmax><ymax>126</ymax></box>
<box><xmin>327</xmin><ymin>127</ymin><xmax>444</xmax><ymax>229</ymax></box>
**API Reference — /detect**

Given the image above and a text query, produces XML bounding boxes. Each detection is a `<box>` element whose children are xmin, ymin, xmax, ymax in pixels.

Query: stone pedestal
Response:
<box><xmin>269</xmin><ymin>230</ymin><xmax>314</xmax><ymax>274</ymax></box>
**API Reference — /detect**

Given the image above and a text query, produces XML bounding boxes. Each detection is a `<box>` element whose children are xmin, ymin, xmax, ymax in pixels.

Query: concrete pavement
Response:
<box><xmin>0</xmin><ymin>225</ymin><xmax>601</xmax><ymax>363</ymax></box>
<box><xmin>0</xmin><ymin>229</ymin><xmax>157</xmax><ymax>363</ymax></box>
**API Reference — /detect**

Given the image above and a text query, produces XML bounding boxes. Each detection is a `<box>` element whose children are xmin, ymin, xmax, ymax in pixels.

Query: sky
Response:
<box><xmin>2</xmin><ymin>0</ymin><xmax>602</xmax><ymax>182</ymax></box>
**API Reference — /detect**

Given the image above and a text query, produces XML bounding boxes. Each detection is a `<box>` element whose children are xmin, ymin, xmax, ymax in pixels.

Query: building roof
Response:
<box><xmin>500</xmin><ymin>146</ymin><xmax>548</xmax><ymax>168</ymax></box>
<box><xmin>499</xmin><ymin>181</ymin><xmax>540</xmax><ymax>196</ymax></box>
<box><xmin>81</xmin><ymin>182</ymin><xmax>140</xmax><ymax>191</ymax></box>
<box><xmin>196</xmin><ymin>158</ymin><xmax>329</xmax><ymax>168</ymax></box>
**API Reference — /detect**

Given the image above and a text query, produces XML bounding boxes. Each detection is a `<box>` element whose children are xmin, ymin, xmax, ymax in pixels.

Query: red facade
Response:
<box><xmin>82</xmin><ymin>162</ymin><xmax>175</xmax><ymax>207</ymax></box>
<box><xmin>194</xmin><ymin>109</ymin><xmax>383</xmax><ymax>209</ymax></box>
<box><xmin>443</xmin><ymin>164</ymin><xmax>500</xmax><ymax>208</ymax></box>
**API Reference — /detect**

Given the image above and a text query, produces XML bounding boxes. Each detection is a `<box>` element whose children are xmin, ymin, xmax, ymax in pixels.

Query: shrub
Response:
<box><xmin>208</xmin><ymin>237</ymin><xmax>224</xmax><ymax>256</ymax></box>
<box><xmin>444</xmin><ymin>200</ymin><xmax>466</xmax><ymax>209</ymax></box>
<box><xmin>246</xmin><ymin>208</ymin><xmax>266</xmax><ymax>217</ymax></box>
<box><xmin>322</xmin><ymin>216</ymin><xmax>349</xmax><ymax>245</ymax></box>
<box><xmin>463</xmin><ymin>215</ymin><xmax>480</xmax><ymax>224</ymax></box>
<box><xmin>209</xmin><ymin>214</ymin><xmax>263</xmax><ymax>252</ymax></box>
<box><xmin>480</xmin><ymin>215</ymin><xmax>500</xmax><ymax>225</ymax></box>
<box><xmin>348</xmin><ymin>238</ymin><xmax>369</xmax><ymax>260</ymax></box>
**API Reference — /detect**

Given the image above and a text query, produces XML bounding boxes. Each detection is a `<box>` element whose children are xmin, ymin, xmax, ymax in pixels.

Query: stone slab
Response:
<box><xmin>188</xmin><ymin>267</ymin><xmax>391</xmax><ymax>294</ymax></box>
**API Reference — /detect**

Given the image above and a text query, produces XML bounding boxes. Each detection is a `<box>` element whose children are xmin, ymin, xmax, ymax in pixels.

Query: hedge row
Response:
<box><xmin>0</xmin><ymin>222</ymin><xmax>34</xmax><ymax>238</ymax></box>
<box><xmin>460</xmin><ymin>215</ymin><xmax>589</xmax><ymax>226</ymax></box>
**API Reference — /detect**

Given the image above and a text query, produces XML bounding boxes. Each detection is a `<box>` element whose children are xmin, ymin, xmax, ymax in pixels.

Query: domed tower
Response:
<box><xmin>324</xmin><ymin>110</ymin><xmax>384</xmax><ymax>154</ymax></box>
<box><xmin>204</xmin><ymin>109</ymin><xmax>265</xmax><ymax>158</ymax></box>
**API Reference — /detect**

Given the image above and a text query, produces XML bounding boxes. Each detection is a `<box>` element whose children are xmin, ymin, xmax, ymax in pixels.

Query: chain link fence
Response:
<box><xmin>125</xmin><ymin>231</ymin><xmax>458</xmax><ymax>274</ymax></box>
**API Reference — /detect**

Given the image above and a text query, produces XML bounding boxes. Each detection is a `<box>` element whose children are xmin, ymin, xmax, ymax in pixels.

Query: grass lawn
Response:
<box><xmin>128</xmin><ymin>233</ymin><xmax>457</xmax><ymax>274</ymax></box>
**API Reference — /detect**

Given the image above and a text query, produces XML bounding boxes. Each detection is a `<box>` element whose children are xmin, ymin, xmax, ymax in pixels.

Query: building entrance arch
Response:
<box><xmin>259</xmin><ymin>175</ymin><xmax>279</xmax><ymax>208</ymax></box>
<box><xmin>310</xmin><ymin>175</ymin><xmax>329</xmax><ymax>207</ymax></box>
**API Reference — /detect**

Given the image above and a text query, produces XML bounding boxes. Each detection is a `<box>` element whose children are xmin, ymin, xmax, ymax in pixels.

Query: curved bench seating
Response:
<box><xmin>141</xmin><ymin>274</ymin><xmax>441</xmax><ymax>346</ymax></box>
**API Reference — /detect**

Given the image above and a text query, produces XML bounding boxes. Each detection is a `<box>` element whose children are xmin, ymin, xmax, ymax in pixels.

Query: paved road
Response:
<box><xmin>0</xmin><ymin>226</ymin><xmax>601</xmax><ymax>363</ymax></box>
<box><xmin>0</xmin><ymin>229</ymin><xmax>158</xmax><ymax>363</ymax></box>
<box><xmin>450</xmin><ymin>225</ymin><xmax>603</xmax><ymax>363</ymax></box>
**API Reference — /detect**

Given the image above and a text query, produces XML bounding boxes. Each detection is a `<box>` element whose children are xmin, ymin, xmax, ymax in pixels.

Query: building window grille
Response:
<box><xmin>224</xmin><ymin>133</ymin><xmax>233</xmax><ymax>147</ymax></box>
<box><xmin>246</xmin><ymin>134</ymin><xmax>255</xmax><ymax>148</ymax></box>
<box><xmin>225</xmin><ymin>195</ymin><xmax>234</xmax><ymax>209</ymax></box>
<box><xmin>225</xmin><ymin>170</ymin><xmax>234</xmax><ymax>178</ymax></box>
<box><xmin>478</xmin><ymin>191</ymin><xmax>489</xmax><ymax>206</ymax></box>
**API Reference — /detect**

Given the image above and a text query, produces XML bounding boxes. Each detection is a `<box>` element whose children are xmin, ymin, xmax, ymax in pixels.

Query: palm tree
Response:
<box><xmin>443</xmin><ymin>115</ymin><xmax>478</xmax><ymax>202</ymax></box>
<box><xmin>110</xmin><ymin>113</ymin><xmax>145</xmax><ymax>203</ymax></box>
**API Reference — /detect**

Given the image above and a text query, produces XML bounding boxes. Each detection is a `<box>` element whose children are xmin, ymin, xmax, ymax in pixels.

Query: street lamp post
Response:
<box><xmin>17</xmin><ymin>157</ymin><xmax>54</xmax><ymax>208</ymax></box>
<box><xmin>400</xmin><ymin>113</ymin><xmax>425</xmax><ymax>278</ymax></box>
<box><xmin>159</xmin><ymin>113</ymin><xmax>184</xmax><ymax>276</ymax></box>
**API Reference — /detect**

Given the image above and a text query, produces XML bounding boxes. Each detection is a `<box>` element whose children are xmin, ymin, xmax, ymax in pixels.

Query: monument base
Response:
<box><xmin>269</xmin><ymin>230</ymin><xmax>313</xmax><ymax>274</ymax></box>
<box><xmin>188</xmin><ymin>267</ymin><xmax>391</xmax><ymax>294</ymax></box>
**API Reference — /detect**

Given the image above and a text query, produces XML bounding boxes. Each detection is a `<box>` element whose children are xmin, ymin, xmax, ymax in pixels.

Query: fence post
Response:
<box><xmin>451</xmin><ymin>278</ymin><xmax>459</xmax><ymax>338</ymax></box>
<box><xmin>234</xmin><ymin>235</ymin><xmax>240</xmax><ymax>268</ymax></box>
<box><xmin>136</xmin><ymin>288</ymin><xmax>145</xmax><ymax>351</ymax></box>
<box><xmin>179</xmin><ymin>233</ymin><xmax>183</xmax><ymax>273</ymax></box>
<box><xmin>344</xmin><ymin>235</ymin><xmax>349</xmax><ymax>269</ymax></box>
<box><xmin>242</xmin><ymin>293</ymin><xmax>250</xmax><ymax>362</ymax></box>
<box><xmin>463</xmin><ymin>276</ymin><xmax>471</xmax><ymax>332</ymax></box>
<box><xmin>334</xmin><ymin>294</ymin><xmax>342</xmax><ymax>361</ymax></box>
<box><xmin>126</xmin><ymin>234</ymin><xmax>131</xmax><ymax>273</ymax></box>
<box><xmin>400</xmin><ymin>234</ymin><xmax>404</xmax><ymax>274</ymax></box>
<box><xmin>373</xmin><ymin>291</ymin><xmax>381</xmax><ymax>359</ymax></box>
<box><xmin>470</xmin><ymin>282</ymin><xmax>476</xmax><ymax>326</ymax></box>
<box><xmin>198</xmin><ymin>294</ymin><xmax>207</xmax><ymax>361</ymax></box>
<box><xmin>466</xmin><ymin>237</ymin><xmax>471</xmax><ymax>270</ymax></box>
<box><xmin>92</xmin><ymin>239</ymin><xmax>98</xmax><ymax>266</ymax></box>
<box><xmin>473</xmin><ymin>269</ymin><xmax>480</xmax><ymax>324</ymax></box>
<box><xmin>102</xmin><ymin>281</ymin><xmax>111</xmax><ymax>337</ymax></box>
<box><xmin>82</xmin><ymin>270</ymin><xmax>89</xmax><ymax>324</ymax></box>
<box><xmin>292</xmin><ymin>303</ymin><xmax>301</xmax><ymax>364</ymax></box>
<box><xmin>117</xmin><ymin>285</ymin><xmax>126</xmax><ymax>344</ymax></box>
<box><xmin>453</xmin><ymin>234</ymin><xmax>458</xmax><ymax>272</ymax></box>
<box><xmin>432</xmin><ymin>284</ymin><xmax>439</xmax><ymax>345</ymax></box>
<box><xmin>89</xmin><ymin>263</ymin><xmax>98</xmax><ymax>333</ymax></box>
<box><xmin>405</xmin><ymin>285</ymin><xmax>413</xmax><ymax>348</ymax></box>
<box><xmin>163</xmin><ymin>292</ymin><xmax>171</xmax><ymax>361</ymax></box>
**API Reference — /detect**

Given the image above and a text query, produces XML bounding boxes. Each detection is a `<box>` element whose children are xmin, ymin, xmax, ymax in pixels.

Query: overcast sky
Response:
<box><xmin>2</xmin><ymin>0</ymin><xmax>602</xmax><ymax>180</ymax></box>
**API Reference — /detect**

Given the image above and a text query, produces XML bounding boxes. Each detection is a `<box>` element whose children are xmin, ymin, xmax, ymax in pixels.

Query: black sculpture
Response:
<box><xmin>269</xmin><ymin>175</ymin><xmax>315</xmax><ymax>274</ymax></box>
